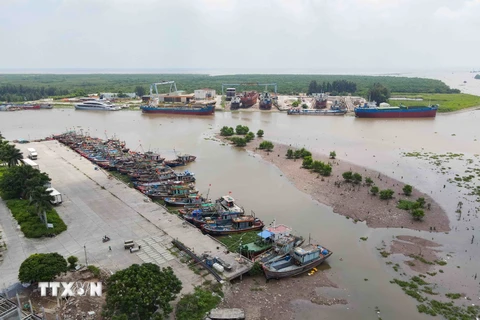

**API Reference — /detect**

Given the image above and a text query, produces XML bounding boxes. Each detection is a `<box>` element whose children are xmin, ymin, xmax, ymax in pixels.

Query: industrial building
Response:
<box><xmin>0</xmin><ymin>295</ymin><xmax>42</xmax><ymax>320</ymax></box>
<box><xmin>194</xmin><ymin>88</ymin><xmax>216</xmax><ymax>100</ymax></box>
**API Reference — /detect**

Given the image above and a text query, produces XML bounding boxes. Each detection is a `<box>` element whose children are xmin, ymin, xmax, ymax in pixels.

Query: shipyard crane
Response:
<box><xmin>221</xmin><ymin>83</ymin><xmax>278</xmax><ymax>95</ymax></box>
<box><xmin>149</xmin><ymin>81</ymin><xmax>178</xmax><ymax>96</ymax></box>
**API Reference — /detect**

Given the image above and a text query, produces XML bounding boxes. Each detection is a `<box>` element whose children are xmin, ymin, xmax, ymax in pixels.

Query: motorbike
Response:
<box><xmin>102</xmin><ymin>236</ymin><xmax>111</xmax><ymax>243</ymax></box>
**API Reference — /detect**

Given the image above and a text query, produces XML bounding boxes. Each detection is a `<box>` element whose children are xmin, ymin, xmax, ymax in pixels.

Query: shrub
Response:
<box><xmin>329</xmin><ymin>151</ymin><xmax>336</xmax><ymax>159</ymax></box>
<box><xmin>67</xmin><ymin>256</ymin><xmax>78</xmax><ymax>269</ymax></box>
<box><xmin>301</xmin><ymin>103</ymin><xmax>308</xmax><ymax>109</ymax></box>
<box><xmin>352</xmin><ymin>173</ymin><xmax>362</xmax><ymax>184</ymax></box>
<box><xmin>342</xmin><ymin>171</ymin><xmax>353</xmax><ymax>182</ymax></box>
<box><xmin>312</xmin><ymin>161</ymin><xmax>332</xmax><ymax>176</ymax></box>
<box><xmin>365</xmin><ymin>177</ymin><xmax>373</xmax><ymax>186</ymax></box>
<box><xmin>248</xmin><ymin>262</ymin><xmax>263</xmax><ymax>276</ymax></box>
<box><xmin>379</xmin><ymin>189</ymin><xmax>394</xmax><ymax>200</ymax></box>
<box><xmin>220</xmin><ymin>126</ymin><xmax>234</xmax><ymax>136</ymax></box>
<box><xmin>235</xmin><ymin>125</ymin><xmax>249</xmax><ymax>135</ymax></box>
<box><xmin>411</xmin><ymin>209</ymin><xmax>425</xmax><ymax>221</ymax></box>
<box><xmin>229</xmin><ymin>137</ymin><xmax>246</xmax><ymax>147</ymax></box>
<box><xmin>370</xmin><ymin>186</ymin><xmax>379</xmax><ymax>195</ymax></box>
<box><xmin>259</xmin><ymin>141</ymin><xmax>274</xmax><ymax>151</ymax></box>
<box><xmin>302</xmin><ymin>156</ymin><xmax>313</xmax><ymax>169</ymax></box>
<box><xmin>176</xmin><ymin>287</ymin><xmax>221</xmax><ymax>320</ymax></box>
<box><xmin>298</xmin><ymin>148</ymin><xmax>311</xmax><ymax>158</ymax></box>
<box><xmin>403</xmin><ymin>184</ymin><xmax>413</xmax><ymax>196</ymax></box>
<box><xmin>416</xmin><ymin>197</ymin><xmax>426</xmax><ymax>208</ymax></box>
<box><xmin>256</xmin><ymin>129</ymin><xmax>264</xmax><ymax>137</ymax></box>
<box><xmin>87</xmin><ymin>265</ymin><xmax>101</xmax><ymax>277</ymax></box>
<box><xmin>245</xmin><ymin>132</ymin><xmax>255</xmax><ymax>142</ymax></box>
<box><xmin>286</xmin><ymin>149</ymin><xmax>293</xmax><ymax>159</ymax></box>
<box><xmin>19</xmin><ymin>253</ymin><xmax>68</xmax><ymax>283</ymax></box>
<box><xmin>397</xmin><ymin>200</ymin><xmax>420</xmax><ymax>210</ymax></box>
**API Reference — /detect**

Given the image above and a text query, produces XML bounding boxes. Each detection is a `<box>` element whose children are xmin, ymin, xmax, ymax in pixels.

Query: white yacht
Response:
<box><xmin>74</xmin><ymin>100</ymin><xmax>121</xmax><ymax>111</ymax></box>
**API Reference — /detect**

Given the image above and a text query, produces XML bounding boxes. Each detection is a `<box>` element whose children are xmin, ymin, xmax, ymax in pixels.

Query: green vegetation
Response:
<box><xmin>445</xmin><ymin>293</ymin><xmax>462</xmax><ymax>300</ymax></box>
<box><xmin>329</xmin><ymin>151</ymin><xmax>336</xmax><ymax>159</ymax></box>
<box><xmin>18</xmin><ymin>253</ymin><xmax>67</xmax><ymax>283</ymax></box>
<box><xmin>435</xmin><ymin>260</ymin><xmax>447</xmax><ymax>266</ymax></box>
<box><xmin>292</xmin><ymin>100</ymin><xmax>300</xmax><ymax>107</ymax></box>
<box><xmin>256</xmin><ymin>129</ymin><xmax>264</xmax><ymax>137</ymax></box>
<box><xmin>220</xmin><ymin>126</ymin><xmax>235</xmax><ymax>136</ymax></box>
<box><xmin>88</xmin><ymin>265</ymin><xmax>101</xmax><ymax>278</ymax></box>
<box><xmin>235</xmin><ymin>125</ymin><xmax>249</xmax><ymax>135</ymax></box>
<box><xmin>365</xmin><ymin>177</ymin><xmax>373</xmax><ymax>186</ymax></box>
<box><xmin>379</xmin><ymin>189</ymin><xmax>394</xmax><ymax>200</ymax></box>
<box><xmin>380</xmin><ymin>251</ymin><xmax>390</xmax><ymax>258</ymax></box>
<box><xmin>411</xmin><ymin>209</ymin><xmax>425</xmax><ymax>221</ymax></box>
<box><xmin>302</xmin><ymin>156</ymin><xmax>313</xmax><ymax>169</ymax></box>
<box><xmin>389</xmin><ymin>93</ymin><xmax>480</xmax><ymax>112</ymax></box>
<box><xmin>286</xmin><ymin>149</ymin><xmax>294</xmax><ymax>159</ymax></box>
<box><xmin>403</xmin><ymin>184</ymin><xmax>413</xmax><ymax>196</ymax></box>
<box><xmin>352</xmin><ymin>173</ymin><xmax>362</xmax><ymax>184</ymax></box>
<box><xmin>360</xmin><ymin>237</ymin><xmax>368</xmax><ymax>241</ymax></box>
<box><xmin>311</xmin><ymin>161</ymin><xmax>332</xmax><ymax>176</ymax></box>
<box><xmin>217</xmin><ymin>231</ymin><xmax>259</xmax><ymax>253</ymax></box>
<box><xmin>248</xmin><ymin>261</ymin><xmax>263</xmax><ymax>276</ymax></box>
<box><xmin>259</xmin><ymin>141</ymin><xmax>274</xmax><ymax>151</ymax></box>
<box><xmin>293</xmin><ymin>148</ymin><xmax>311</xmax><ymax>159</ymax></box>
<box><xmin>409</xmin><ymin>254</ymin><xmax>433</xmax><ymax>265</ymax></box>
<box><xmin>370</xmin><ymin>186</ymin><xmax>379</xmax><ymax>195</ymax></box>
<box><xmin>175</xmin><ymin>287</ymin><xmax>222</xmax><ymax>320</ymax></box>
<box><xmin>67</xmin><ymin>256</ymin><xmax>78</xmax><ymax>270</ymax></box>
<box><xmin>103</xmin><ymin>263</ymin><xmax>182</xmax><ymax>320</ymax></box>
<box><xmin>244</xmin><ymin>132</ymin><xmax>255</xmax><ymax>142</ymax></box>
<box><xmin>5</xmin><ymin>199</ymin><xmax>67</xmax><ymax>238</ymax></box>
<box><xmin>229</xmin><ymin>137</ymin><xmax>247</xmax><ymax>147</ymax></box>
<box><xmin>342</xmin><ymin>171</ymin><xmax>353</xmax><ymax>182</ymax></box>
<box><xmin>308</xmin><ymin>80</ymin><xmax>357</xmax><ymax>95</ymax></box>
<box><xmin>0</xmin><ymin>74</ymin><xmax>456</xmax><ymax>102</ymax></box>
<box><xmin>301</xmin><ymin>103</ymin><xmax>308</xmax><ymax>109</ymax></box>
<box><xmin>368</xmin><ymin>83</ymin><xmax>391</xmax><ymax>104</ymax></box>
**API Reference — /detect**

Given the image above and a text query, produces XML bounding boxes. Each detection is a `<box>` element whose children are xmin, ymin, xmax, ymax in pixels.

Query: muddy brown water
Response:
<box><xmin>1</xmin><ymin>109</ymin><xmax>480</xmax><ymax>319</ymax></box>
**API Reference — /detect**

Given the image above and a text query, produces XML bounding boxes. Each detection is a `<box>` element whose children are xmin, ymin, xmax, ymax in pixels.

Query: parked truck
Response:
<box><xmin>27</xmin><ymin>148</ymin><xmax>38</xmax><ymax>160</ymax></box>
<box><xmin>46</xmin><ymin>188</ymin><xmax>62</xmax><ymax>205</ymax></box>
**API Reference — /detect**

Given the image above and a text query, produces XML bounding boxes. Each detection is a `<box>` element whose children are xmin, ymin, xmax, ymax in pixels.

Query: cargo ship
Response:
<box><xmin>313</xmin><ymin>93</ymin><xmax>328</xmax><ymax>109</ymax></box>
<box><xmin>140</xmin><ymin>102</ymin><xmax>215</xmax><ymax>115</ymax></box>
<box><xmin>240</xmin><ymin>91</ymin><xmax>258</xmax><ymax>108</ymax></box>
<box><xmin>287</xmin><ymin>108</ymin><xmax>346</xmax><ymax>116</ymax></box>
<box><xmin>354</xmin><ymin>102</ymin><xmax>438</xmax><ymax>118</ymax></box>
<box><xmin>230</xmin><ymin>96</ymin><xmax>241</xmax><ymax>110</ymax></box>
<box><xmin>259</xmin><ymin>92</ymin><xmax>272</xmax><ymax>110</ymax></box>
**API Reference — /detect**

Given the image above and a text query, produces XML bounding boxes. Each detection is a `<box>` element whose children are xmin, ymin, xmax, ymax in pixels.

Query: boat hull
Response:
<box><xmin>354</xmin><ymin>107</ymin><xmax>437</xmax><ymax>118</ymax></box>
<box><xmin>140</xmin><ymin>104</ymin><xmax>215</xmax><ymax>115</ymax></box>
<box><xmin>263</xmin><ymin>252</ymin><xmax>332</xmax><ymax>280</ymax></box>
<box><xmin>75</xmin><ymin>106</ymin><xmax>120</xmax><ymax>111</ymax></box>
<box><xmin>201</xmin><ymin>223</ymin><xmax>264</xmax><ymax>236</ymax></box>
<box><xmin>259</xmin><ymin>102</ymin><xmax>272</xmax><ymax>110</ymax></box>
<box><xmin>288</xmin><ymin>109</ymin><xmax>346</xmax><ymax>116</ymax></box>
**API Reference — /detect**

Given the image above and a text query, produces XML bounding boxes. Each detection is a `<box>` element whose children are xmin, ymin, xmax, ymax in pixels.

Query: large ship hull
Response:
<box><xmin>354</xmin><ymin>107</ymin><xmax>437</xmax><ymax>118</ymax></box>
<box><xmin>240</xmin><ymin>92</ymin><xmax>258</xmax><ymax>108</ymax></box>
<box><xmin>75</xmin><ymin>106</ymin><xmax>120</xmax><ymax>111</ymax></box>
<box><xmin>140</xmin><ymin>104</ymin><xmax>215</xmax><ymax>115</ymax></box>
<box><xmin>262</xmin><ymin>251</ymin><xmax>332</xmax><ymax>280</ymax></box>
<box><xmin>259</xmin><ymin>102</ymin><xmax>272</xmax><ymax>110</ymax></box>
<box><xmin>201</xmin><ymin>221</ymin><xmax>264</xmax><ymax>236</ymax></box>
<box><xmin>288</xmin><ymin>109</ymin><xmax>346</xmax><ymax>116</ymax></box>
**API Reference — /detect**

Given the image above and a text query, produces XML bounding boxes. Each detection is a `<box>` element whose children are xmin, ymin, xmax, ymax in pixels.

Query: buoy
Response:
<box><xmin>313</xmin><ymin>268</ymin><xmax>318</xmax><ymax>271</ymax></box>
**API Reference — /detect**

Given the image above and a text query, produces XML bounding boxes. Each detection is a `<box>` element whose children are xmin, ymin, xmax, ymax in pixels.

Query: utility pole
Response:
<box><xmin>84</xmin><ymin>245</ymin><xmax>88</xmax><ymax>266</ymax></box>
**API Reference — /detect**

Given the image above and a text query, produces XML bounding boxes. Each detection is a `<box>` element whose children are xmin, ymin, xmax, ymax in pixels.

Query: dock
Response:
<box><xmin>8</xmin><ymin>141</ymin><xmax>252</xmax><ymax>286</ymax></box>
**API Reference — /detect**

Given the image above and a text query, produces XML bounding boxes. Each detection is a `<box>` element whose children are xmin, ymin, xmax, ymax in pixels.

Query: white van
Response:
<box><xmin>21</xmin><ymin>158</ymin><xmax>39</xmax><ymax>170</ymax></box>
<box><xmin>27</xmin><ymin>148</ymin><xmax>38</xmax><ymax>160</ymax></box>
<box><xmin>47</xmin><ymin>188</ymin><xmax>62</xmax><ymax>205</ymax></box>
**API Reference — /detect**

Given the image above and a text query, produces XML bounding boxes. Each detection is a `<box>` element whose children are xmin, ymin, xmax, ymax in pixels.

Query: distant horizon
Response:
<box><xmin>0</xmin><ymin>67</ymin><xmax>477</xmax><ymax>76</ymax></box>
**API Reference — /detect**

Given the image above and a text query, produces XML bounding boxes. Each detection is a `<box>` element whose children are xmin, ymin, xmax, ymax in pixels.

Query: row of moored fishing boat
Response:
<box><xmin>53</xmin><ymin>131</ymin><xmax>332</xmax><ymax>280</ymax></box>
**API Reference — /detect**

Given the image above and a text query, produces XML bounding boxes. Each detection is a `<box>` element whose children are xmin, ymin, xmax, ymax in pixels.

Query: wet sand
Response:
<box><xmin>222</xmin><ymin>137</ymin><xmax>451</xmax><ymax>232</ymax></box>
<box><xmin>389</xmin><ymin>235</ymin><xmax>442</xmax><ymax>273</ymax></box>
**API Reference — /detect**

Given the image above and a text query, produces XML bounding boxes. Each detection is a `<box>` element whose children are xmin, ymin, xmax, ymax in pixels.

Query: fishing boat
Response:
<box><xmin>164</xmin><ymin>195</ymin><xmax>209</xmax><ymax>207</ymax></box>
<box><xmin>243</xmin><ymin>224</ymin><xmax>304</xmax><ymax>258</ymax></box>
<box><xmin>313</xmin><ymin>93</ymin><xmax>328</xmax><ymax>109</ymax></box>
<box><xmin>259</xmin><ymin>92</ymin><xmax>272</xmax><ymax>110</ymax></box>
<box><xmin>354</xmin><ymin>102</ymin><xmax>439</xmax><ymax>118</ymax></box>
<box><xmin>287</xmin><ymin>108</ymin><xmax>346</xmax><ymax>116</ymax></box>
<box><xmin>216</xmin><ymin>195</ymin><xmax>244</xmax><ymax>214</ymax></box>
<box><xmin>262</xmin><ymin>243</ymin><xmax>332</xmax><ymax>280</ymax></box>
<box><xmin>240</xmin><ymin>91</ymin><xmax>258</xmax><ymax>108</ymax></box>
<box><xmin>201</xmin><ymin>215</ymin><xmax>264</xmax><ymax>236</ymax></box>
<box><xmin>183</xmin><ymin>207</ymin><xmax>242</xmax><ymax>228</ymax></box>
<box><xmin>140</xmin><ymin>103</ymin><xmax>215</xmax><ymax>115</ymax></box>
<box><xmin>230</xmin><ymin>95</ymin><xmax>241</xmax><ymax>110</ymax></box>
<box><xmin>164</xmin><ymin>155</ymin><xmax>196</xmax><ymax>167</ymax></box>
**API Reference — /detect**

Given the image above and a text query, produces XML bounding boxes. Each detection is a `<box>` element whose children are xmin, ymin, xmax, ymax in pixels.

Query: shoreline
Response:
<box><xmin>220</xmin><ymin>135</ymin><xmax>451</xmax><ymax>232</ymax></box>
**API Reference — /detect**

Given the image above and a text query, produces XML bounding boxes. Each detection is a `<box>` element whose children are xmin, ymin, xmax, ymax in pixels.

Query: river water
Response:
<box><xmin>1</xmin><ymin>108</ymin><xmax>480</xmax><ymax>319</ymax></box>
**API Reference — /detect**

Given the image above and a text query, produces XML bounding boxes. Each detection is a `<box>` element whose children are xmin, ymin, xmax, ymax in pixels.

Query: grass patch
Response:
<box><xmin>109</xmin><ymin>171</ymin><xmax>132</xmax><ymax>185</ymax></box>
<box><xmin>389</xmin><ymin>93</ymin><xmax>480</xmax><ymax>112</ymax></box>
<box><xmin>5</xmin><ymin>199</ymin><xmax>67</xmax><ymax>238</ymax></box>
<box><xmin>411</xmin><ymin>276</ymin><xmax>428</xmax><ymax>285</ymax></box>
<box><xmin>409</xmin><ymin>254</ymin><xmax>434</xmax><ymax>265</ymax></box>
<box><xmin>359</xmin><ymin>237</ymin><xmax>368</xmax><ymax>241</ymax></box>
<box><xmin>421</xmin><ymin>287</ymin><xmax>439</xmax><ymax>295</ymax></box>
<box><xmin>445</xmin><ymin>293</ymin><xmax>462</xmax><ymax>300</ymax></box>
<box><xmin>435</xmin><ymin>260</ymin><xmax>447</xmax><ymax>266</ymax></box>
<box><xmin>217</xmin><ymin>231</ymin><xmax>259</xmax><ymax>253</ymax></box>
<box><xmin>87</xmin><ymin>265</ymin><xmax>101</xmax><ymax>278</ymax></box>
<box><xmin>426</xmin><ymin>272</ymin><xmax>437</xmax><ymax>276</ymax></box>
<box><xmin>380</xmin><ymin>251</ymin><xmax>390</xmax><ymax>258</ymax></box>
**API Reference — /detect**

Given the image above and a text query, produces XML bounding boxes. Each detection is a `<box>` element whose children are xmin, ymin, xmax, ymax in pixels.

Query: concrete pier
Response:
<box><xmin>0</xmin><ymin>140</ymin><xmax>252</xmax><ymax>293</ymax></box>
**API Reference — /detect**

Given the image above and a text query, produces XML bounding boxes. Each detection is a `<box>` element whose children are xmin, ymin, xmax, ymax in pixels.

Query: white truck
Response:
<box><xmin>47</xmin><ymin>188</ymin><xmax>62</xmax><ymax>205</ymax></box>
<box><xmin>21</xmin><ymin>158</ymin><xmax>39</xmax><ymax>170</ymax></box>
<box><xmin>27</xmin><ymin>148</ymin><xmax>38</xmax><ymax>160</ymax></box>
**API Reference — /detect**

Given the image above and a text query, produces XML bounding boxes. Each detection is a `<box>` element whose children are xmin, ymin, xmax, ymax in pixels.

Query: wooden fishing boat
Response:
<box><xmin>164</xmin><ymin>195</ymin><xmax>209</xmax><ymax>207</ymax></box>
<box><xmin>201</xmin><ymin>216</ymin><xmax>264</xmax><ymax>236</ymax></box>
<box><xmin>262</xmin><ymin>244</ymin><xmax>332</xmax><ymax>280</ymax></box>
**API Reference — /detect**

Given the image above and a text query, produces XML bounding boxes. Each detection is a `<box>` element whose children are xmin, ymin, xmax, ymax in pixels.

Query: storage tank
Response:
<box><xmin>212</xmin><ymin>263</ymin><xmax>224</xmax><ymax>273</ymax></box>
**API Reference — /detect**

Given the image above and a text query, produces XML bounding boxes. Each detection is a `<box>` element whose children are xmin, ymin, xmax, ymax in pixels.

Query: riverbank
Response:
<box><xmin>220</xmin><ymin>136</ymin><xmax>450</xmax><ymax>232</ymax></box>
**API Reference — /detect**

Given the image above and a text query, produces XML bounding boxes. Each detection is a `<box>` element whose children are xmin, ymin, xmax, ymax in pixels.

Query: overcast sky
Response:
<box><xmin>0</xmin><ymin>0</ymin><xmax>478</xmax><ymax>73</ymax></box>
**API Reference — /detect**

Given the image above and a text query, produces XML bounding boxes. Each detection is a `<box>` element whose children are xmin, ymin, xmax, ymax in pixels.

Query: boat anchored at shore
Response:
<box><xmin>287</xmin><ymin>108</ymin><xmax>346</xmax><ymax>116</ymax></box>
<box><xmin>201</xmin><ymin>215</ymin><xmax>265</xmax><ymax>236</ymax></box>
<box><xmin>262</xmin><ymin>243</ymin><xmax>332</xmax><ymax>280</ymax></box>
<box><xmin>75</xmin><ymin>100</ymin><xmax>121</xmax><ymax>111</ymax></box>
<box><xmin>354</xmin><ymin>102</ymin><xmax>439</xmax><ymax>118</ymax></box>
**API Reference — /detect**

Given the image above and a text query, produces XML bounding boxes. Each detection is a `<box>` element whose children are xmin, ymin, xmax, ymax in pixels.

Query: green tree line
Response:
<box><xmin>307</xmin><ymin>80</ymin><xmax>357</xmax><ymax>95</ymax></box>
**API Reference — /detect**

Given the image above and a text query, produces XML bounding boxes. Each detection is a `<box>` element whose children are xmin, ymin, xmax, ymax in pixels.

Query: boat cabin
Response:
<box><xmin>232</xmin><ymin>216</ymin><xmax>256</xmax><ymax>229</ymax></box>
<box><xmin>217</xmin><ymin>195</ymin><xmax>243</xmax><ymax>213</ymax></box>
<box><xmin>293</xmin><ymin>244</ymin><xmax>329</xmax><ymax>264</ymax></box>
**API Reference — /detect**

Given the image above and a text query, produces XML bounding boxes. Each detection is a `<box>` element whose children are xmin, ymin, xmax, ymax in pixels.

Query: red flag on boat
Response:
<box><xmin>209</xmin><ymin>184</ymin><xmax>211</xmax><ymax>187</ymax></box>
<box><xmin>229</xmin><ymin>191</ymin><xmax>232</xmax><ymax>194</ymax></box>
